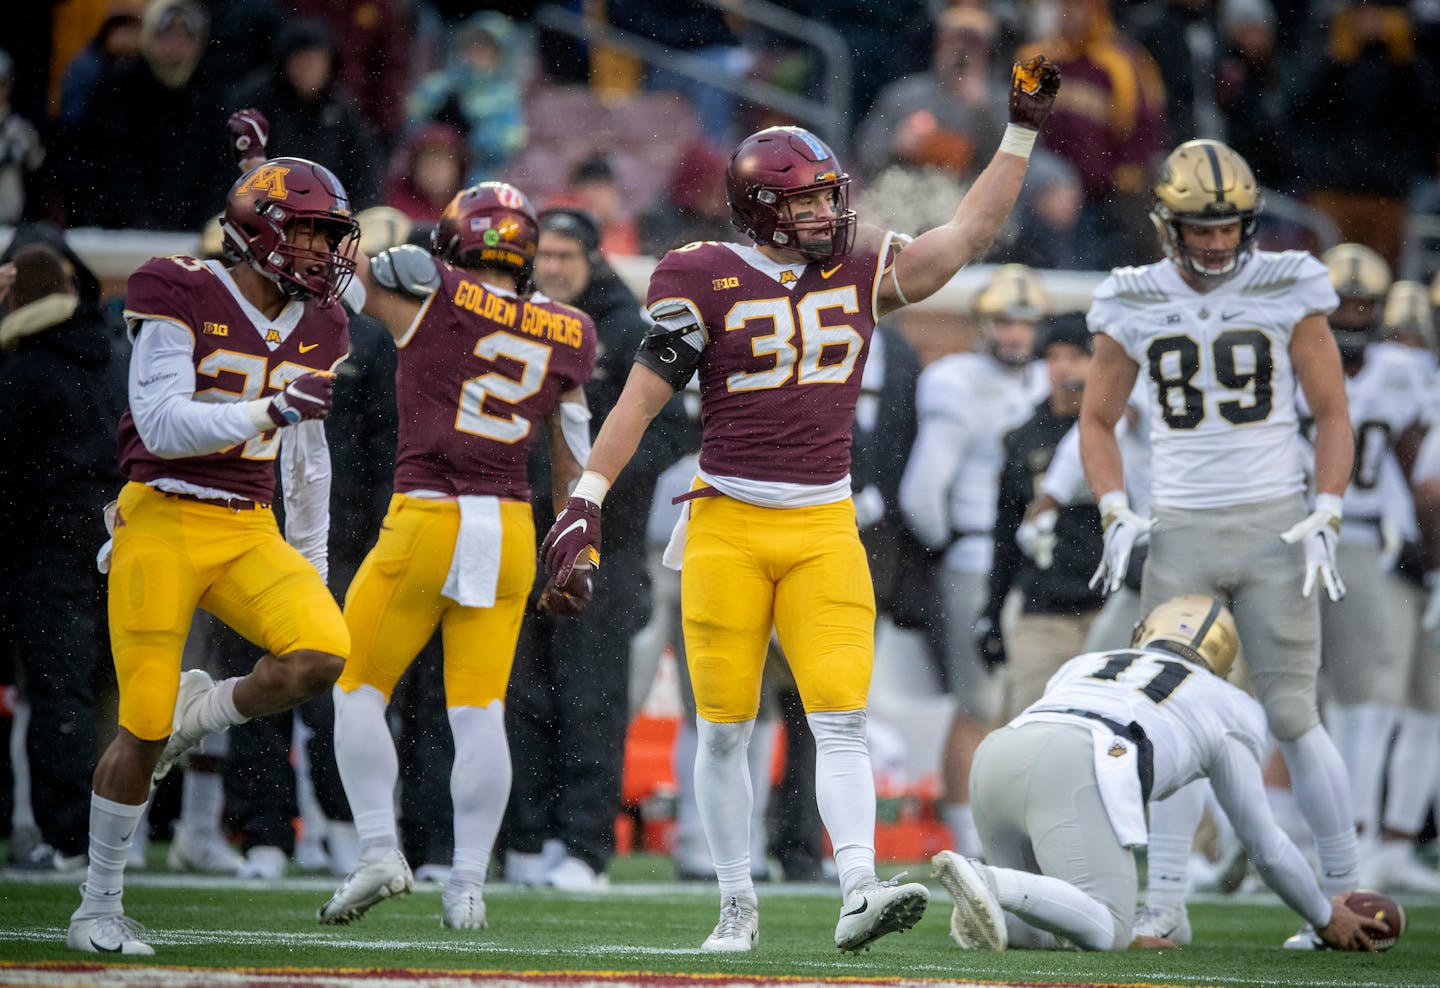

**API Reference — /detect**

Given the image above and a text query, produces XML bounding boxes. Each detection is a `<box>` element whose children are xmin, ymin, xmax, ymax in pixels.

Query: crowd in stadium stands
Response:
<box><xmin>2</xmin><ymin>0</ymin><xmax>1440</xmax><ymax>911</ymax></box>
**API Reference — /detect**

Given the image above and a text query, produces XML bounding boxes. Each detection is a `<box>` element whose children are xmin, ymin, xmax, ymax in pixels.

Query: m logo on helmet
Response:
<box><xmin>236</xmin><ymin>165</ymin><xmax>292</xmax><ymax>200</ymax></box>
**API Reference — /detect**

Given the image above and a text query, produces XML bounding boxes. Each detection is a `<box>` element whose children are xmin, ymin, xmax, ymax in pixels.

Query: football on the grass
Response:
<box><xmin>1344</xmin><ymin>890</ymin><xmax>1407</xmax><ymax>951</ymax></box>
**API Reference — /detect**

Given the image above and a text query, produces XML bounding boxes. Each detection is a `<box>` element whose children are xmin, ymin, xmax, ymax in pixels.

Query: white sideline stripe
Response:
<box><xmin>0</xmin><ymin>927</ymin><xmax>1411</xmax><ymax>988</ymax></box>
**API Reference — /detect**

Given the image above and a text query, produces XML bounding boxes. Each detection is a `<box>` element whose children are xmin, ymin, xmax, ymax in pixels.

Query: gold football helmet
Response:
<box><xmin>974</xmin><ymin>263</ymin><xmax>1048</xmax><ymax>365</ymax></box>
<box><xmin>1382</xmin><ymin>280</ymin><xmax>1435</xmax><ymax>350</ymax></box>
<box><xmin>1323</xmin><ymin>242</ymin><xmax>1392</xmax><ymax>300</ymax></box>
<box><xmin>1131</xmin><ymin>594</ymin><xmax>1240</xmax><ymax>681</ymax></box>
<box><xmin>357</xmin><ymin>205</ymin><xmax>415</xmax><ymax>256</ymax></box>
<box><xmin>1151</xmin><ymin>140</ymin><xmax>1262</xmax><ymax>282</ymax></box>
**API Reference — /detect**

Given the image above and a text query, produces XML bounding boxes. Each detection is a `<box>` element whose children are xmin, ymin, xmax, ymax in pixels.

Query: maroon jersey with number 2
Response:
<box><xmin>393</xmin><ymin>262</ymin><xmax>597</xmax><ymax>499</ymax></box>
<box><xmin>646</xmin><ymin>239</ymin><xmax>893</xmax><ymax>485</ymax></box>
<box><xmin>117</xmin><ymin>256</ymin><xmax>350</xmax><ymax>503</ymax></box>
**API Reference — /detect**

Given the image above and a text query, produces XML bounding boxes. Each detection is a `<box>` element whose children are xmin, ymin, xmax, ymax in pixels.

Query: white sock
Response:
<box><xmin>807</xmin><ymin>709</ymin><xmax>876</xmax><ymax>898</ymax></box>
<box><xmin>1145</xmin><ymin>780</ymin><xmax>1205</xmax><ymax>909</ymax></box>
<box><xmin>1385</xmin><ymin>710</ymin><xmax>1440</xmax><ymax>833</ymax></box>
<box><xmin>1279</xmin><ymin>725</ymin><xmax>1358</xmax><ymax>895</ymax></box>
<box><xmin>989</xmin><ymin>862</ymin><xmax>1117</xmax><ymax>951</ymax></box>
<box><xmin>748</xmin><ymin>719</ymin><xmax>778</xmax><ymax>874</ymax></box>
<box><xmin>672</xmin><ymin>719</ymin><xmax>710</xmax><ymax>871</ymax></box>
<box><xmin>447</xmin><ymin>702</ymin><xmax>510</xmax><ymax>889</ymax></box>
<box><xmin>74</xmin><ymin>793</ymin><xmax>146</xmax><ymax>920</ymax></box>
<box><xmin>196</xmin><ymin>677</ymin><xmax>247</xmax><ymax>733</ymax></box>
<box><xmin>942</xmin><ymin>802</ymin><xmax>983</xmax><ymax>859</ymax></box>
<box><xmin>695</xmin><ymin>716</ymin><xmax>756</xmax><ymax>903</ymax></box>
<box><xmin>179</xmin><ymin>766</ymin><xmax>226</xmax><ymax>838</ymax></box>
<box><xmin>333</xmin><ymin>685</ymin><xmax>398</xmax><ymax>862</ymax></box>
<box><xmin>1341</xmin><ymin>703</ymin><xmax>1400</xmax><ymax>837</ymax></box>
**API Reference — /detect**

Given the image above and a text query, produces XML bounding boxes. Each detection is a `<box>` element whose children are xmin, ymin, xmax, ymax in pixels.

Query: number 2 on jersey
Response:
<box><xmin>455</xmin><ymin>331</ymin><xmax>551</xmax><ymax>442</ymax></box>
<box><xmin>1148</xmin><ymin>329</ymin><xmax>1273</xmax><ymax>429</ymax></box>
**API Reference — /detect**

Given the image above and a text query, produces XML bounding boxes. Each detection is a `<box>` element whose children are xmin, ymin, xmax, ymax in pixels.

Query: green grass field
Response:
<box><xmin>1</xmin><ymin>853</ymin><xmax>1435</xmax><ymax>988</ymax></box>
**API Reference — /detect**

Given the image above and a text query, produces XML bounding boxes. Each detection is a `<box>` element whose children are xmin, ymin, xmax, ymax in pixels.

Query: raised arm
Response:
<box><xmin>353</xmin><ymin>247</ymin><xmax>434</xmax><ymax>342</ymax></box>
<box><xmin>876</xmin><ymin>56</ymin><xmax>1061</xmax><ymax>316</ymax></box>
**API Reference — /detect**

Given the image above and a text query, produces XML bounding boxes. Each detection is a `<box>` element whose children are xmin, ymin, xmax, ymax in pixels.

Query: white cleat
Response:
<box><xmin>237</xmin><ymin>845</ymin><xmax>288</xmax><ymax>880</ymax></box>
<box><xmin>1133</xmin><ymin>903</ymin><xmax>1193</xmax><ymax>946</ymax></box>
<box><xmin>167</xmin><ymin>828</ymin><xmax>244</xmax><ymax>874</ymax></box>
<box><xmin>931</xmin><ymin>851</ymin><xmax>1006</xmax><ymax>951</ymax></box>
<box><xmin>701</xmin><ymin>894</ymin><xmax>759</xmax><ymax>952</ymax></box>
<box><xmin>1362</xmin><ymin>840</ymin><xmax>1440</xmax><ymax>895</ymax></box>
<box><xmin>442</xmin><ymin>884</ymin><xmax>488</xmax><ymax>930</ymax></box>
<box><xmin>318</xmin><ymin>849</ymin><xmax>414</xmax><ymax>925</ymax></box>
<box><xmin>545</xmin><ymin>855</ymin><xmax>608</xmax><ymax>891</ymax></box>
<box><xmin>834</xmin><ymin>874</ymin><xmax>930</xmax><ymax>952</ymax></box>
<box><xmin>67</xmin><ymin>914</ymin><xmax>155</xmax><ymax>955</ymax></box>
<box><xmin>151</xmin><ymin>670</ymin><xmax>215</xmax><ymax>785</ymax></box>
<box><xmin>1283</xmin><ymin>922</ymin><xmax>1327</xmax><ymax>950</ymax></box>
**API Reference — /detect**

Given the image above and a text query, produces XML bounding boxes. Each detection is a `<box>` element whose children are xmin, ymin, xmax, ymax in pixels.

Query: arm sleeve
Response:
<box><xmin>1210</xmin><ymin>734</ymin><xmax>1333</xmax><ymax>928</ymax></box>
<box><xmin>279</xmin><ymin>419</ymin><xmax>332</xmax><ymax>581</ymax></box>
<box><xmin>987</xmin><ymin>434</ymin><xmax>1028</xmax><ymax>613</ymax></box>
<box><xmin>129</xmin><ymin>320</ymin><xmax>275</xmax><ymax>459</ymax></box>
<box><xmin>899</xmin><ymin>413</ymin><xmax>966</xmax><ymax>549</ymax></box>
<box><xmin>1040</xmin><ymin>423</ymin><xmax>1088</xmax><ymax>504</ymax></box>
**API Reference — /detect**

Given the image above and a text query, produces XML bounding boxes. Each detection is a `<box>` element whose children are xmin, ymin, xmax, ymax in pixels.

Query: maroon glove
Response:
<box><xmin>541</xmin><ymin>497</ymin><xmax>602</xmax><ymax>583</ymax></box>
<box><xmin>266</xmin><ymin>372</ymin><xmax>335</xmax><ymax>428</ymax></box>
<box><xmin>537</xmin><ymin>566</ymin><xmax>594</xmax><ymax>616</ymax></box>
<box><xmin>228</xmin><ymin>108</ymin><xmax>271</xmax><ymax>168</ymax></box>
<box><xmin>1008</xmin><ymin>54</ymin><xmax>1062</xmax><ymax>131</ymax></box>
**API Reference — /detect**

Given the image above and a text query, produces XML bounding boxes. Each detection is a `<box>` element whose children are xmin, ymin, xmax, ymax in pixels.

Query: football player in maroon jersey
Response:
<box><xmin>541</xmin><ymin>56</ymin><xmax>1062</xmax><ymax>952</ymax></box>
<box><xmin>316</xmin><ymin>182</ymin><xmax>597</xmax><ymax>931</ymax></box>
<box><xmin>68</xmin><ymin>157</ymin><xmax>359</xmax><ymax>955</ymax></box>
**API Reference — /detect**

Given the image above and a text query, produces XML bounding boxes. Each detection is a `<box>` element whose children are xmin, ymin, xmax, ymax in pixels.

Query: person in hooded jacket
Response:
<box><xmin>0</xmin><ymin>227</ymin><xmax>127</xmax><ymax>871</ymax></box>
<box><xmin>227</xmin><ymin>18</ymin><xmax>380</xmax><ymax>208</ymax></box>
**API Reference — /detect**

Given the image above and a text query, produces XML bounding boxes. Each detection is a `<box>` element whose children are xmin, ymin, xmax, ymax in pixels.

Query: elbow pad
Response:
<box><xmin>636</xmin><ymin>301</ymin><xmax>703</xmax><ymax>391</ymax></box>
<box><xmin>372</xmin><ymin>244</ymin><xmax>441</xmax><ymax>299</ymax></box>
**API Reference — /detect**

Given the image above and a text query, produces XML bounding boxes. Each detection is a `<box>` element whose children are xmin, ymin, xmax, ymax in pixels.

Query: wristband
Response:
<box><xmin>1314</xmin><ymin>492</ymin><xmax>1344</xmax><ymax>522</ymax></box>
<box><xmin>572</xmin><ymin>470</ymin><xmax>611</xmax><ymax>506</ymax></box>
<box><xmin>998</xmin><ymin>124</ymin><xmax>1038</xmax><ymax>159</ymax></box>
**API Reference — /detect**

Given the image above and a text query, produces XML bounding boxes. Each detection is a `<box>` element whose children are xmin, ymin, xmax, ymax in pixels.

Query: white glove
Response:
<box><xmin>1423</xmin><ymin>571</ymin><xmax>1440</xmax><ymax>631</ymax></box>
<box><xmin>1378</xmin><ymin>517</ymin><xmax>1403</xmax><ymax>572</ymax></box>
<box><xmin>1279</xmin><ymin>494</ymin><xmax>1346</xmax><ymax>601</ymax></box>
<box><xmin>1089</xmin><ymin>491</ymin><xmax>1152</xmax><ymax>594</ymax></box>
<box><xmin>1017</xmin><ymin>508</ymin><xmax>1059</xmax><ymax>570</ymax></box>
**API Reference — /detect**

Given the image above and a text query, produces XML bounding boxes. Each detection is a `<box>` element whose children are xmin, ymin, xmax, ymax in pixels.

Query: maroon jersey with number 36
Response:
<box><xmin>646</xmin><ymin>240</ymin><xmax>892</xmax><ymax>486</ymax></box>
<box><xmin>117</xmin><ymin>256</ymin><xmax>350</xmax><ymax>502</ymax></box>
<box><xmin>393</xmin><ymin>262</ymin><xmax>596</xmax><ymax>498</ymax></box>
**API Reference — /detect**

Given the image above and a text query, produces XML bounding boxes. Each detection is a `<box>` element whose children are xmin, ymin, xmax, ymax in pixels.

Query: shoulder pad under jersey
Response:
<box><xmin>372</xmin><ymin>244</ymin><xmax>441</xmax><ymax>298</ymax></box>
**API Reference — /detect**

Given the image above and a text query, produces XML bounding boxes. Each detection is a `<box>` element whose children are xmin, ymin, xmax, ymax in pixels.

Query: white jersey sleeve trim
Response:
<box><xmin>129</xmin><ymin>319</ymin><xmax>273</xmax><ymax>459</ymax></box>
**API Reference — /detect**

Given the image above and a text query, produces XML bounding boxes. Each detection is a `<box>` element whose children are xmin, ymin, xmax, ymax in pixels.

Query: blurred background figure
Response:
<box><xmin>990</xmin><ymin>151</ymin><xmax>1084</xmax><ymax>270</ymax></box>
<box><xmin>1214</xmin><ymin>0</ymin><xmax>1291</xmax><ymax>188</ymax></box>
<box><xmin>384</xmin><ymin>123</ymin><xmax>469</xmax><ymax>225</ymax></box>
<box><xmin>0</xmin><ymin>51</ymin><xmax>43</xmax><ymax>227</ymax></box>
<box><xmin>640</xmin><ymin>139</ymin><xmax>733</xmax><ymax>257</ymax></box>
<box><xmin>1293</xmin><ymin>1</ymin><xmax>1440</xmax><ymax>270</ymax></box>
<box><xmin>855</xmin><ymin>7</ymin><xmax>1006</xmax><ymax>185</ymax></box>
<box><xmin>1020</xmin><ymin>0</ymin><xmax>1168</xmax><ymax>269</ymax></box>
<box><xmin>408</xmin><ymin>13</ymin><xmax>527</xmax><ymax>185</ymax></box>
<box><xmin>549</xmin><ymin>155</ymin><xmax>641</xmax><ymax>257</ymax></box>
<box><xmin>0</xmin><ymin>228</ymin><xmax>126</xmax><ymax>872</ymax></box>
<box><xmin>58</xmin><ymin>5</ymin><xmax>144</xmax><ymax>129</ymax></box>
<box><xmin>228</xmin><ymin>19</ymin><xmax>381</xmax><ymax>209</ymax></box>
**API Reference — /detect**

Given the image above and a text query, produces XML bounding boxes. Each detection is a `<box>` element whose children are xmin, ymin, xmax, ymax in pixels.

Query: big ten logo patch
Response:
<box><xmin>204</xmin><ymin>321</ymin><xmax>229</xmax><ymax>337</ymax></box>
<box><xmin>712</xmin><ymin>277</ymin><xmax>739</xmax><ymax>291</ymax></box>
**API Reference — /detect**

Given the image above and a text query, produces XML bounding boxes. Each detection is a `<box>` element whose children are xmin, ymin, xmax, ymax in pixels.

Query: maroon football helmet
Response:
<box><xmin>725</xmin><ymin>126</ymin><xmax>856</xmax><ymax>260</ymax></box>
<box><xmin>432</xmin><ymin>182</ymin><xmax>540</xmax><ymax>291</ymax></box>
<box><xmin>222</xmin><ymin>157</ymin><xmax>358</xmax><ymax>308</ymax></box>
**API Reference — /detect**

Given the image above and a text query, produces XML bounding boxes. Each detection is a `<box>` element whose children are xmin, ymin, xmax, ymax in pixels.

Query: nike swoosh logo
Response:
<box><xmin>821</xmin><ymin>264</ymin><xmax>843</xmax><ymax>279</ymax></box>
<box><xmin>298</xmin><ymin>342</ymin><xmax>319</xmax><ymax>353</ymax></box>
<box><xmin>558</xmin><ymin>518</ymin><xmax>588</xmax><ymax>541</ymax></box>
<box><xmin>842</xmin><ymin>896</ymin><xmax>869</xmax><ymax>917</ymax></box>
<box><xmin>90</xmin><ymin>937</ymin><xmax>121</xmax><ymax>953</ymax></box>
<box><xmin>1220</xmin><ymin>310</ymin><xmax>1244</xmax><ymax>321</ymax></box>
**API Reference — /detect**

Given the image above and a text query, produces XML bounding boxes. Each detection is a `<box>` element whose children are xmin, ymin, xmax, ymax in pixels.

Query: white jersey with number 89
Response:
<box><xmin>1088</xmin><ymin>250</ymin><xmax>1337</xmax><ymax>510</ymax></box>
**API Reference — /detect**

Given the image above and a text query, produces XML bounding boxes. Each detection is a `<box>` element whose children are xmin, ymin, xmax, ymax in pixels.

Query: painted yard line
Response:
<box><xmin>0</xmin><ymin>932</ymin><xmax>1411</xmax><ymax>988</ymax></box>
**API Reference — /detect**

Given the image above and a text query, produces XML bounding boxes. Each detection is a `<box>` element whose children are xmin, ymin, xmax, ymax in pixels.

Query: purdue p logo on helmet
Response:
<box><xmin>1150</xmin><ymin>140</ymin><xmax>1262</xmax><ymax>283</ymax></box>
<box><xmin>1131</xmin><ymin>595</ymin><xmax>1240</xmax><ymax>681</ymax></box>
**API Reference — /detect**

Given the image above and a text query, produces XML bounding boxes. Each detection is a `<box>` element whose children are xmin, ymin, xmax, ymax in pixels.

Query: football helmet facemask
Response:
<box><xmin>1132</xmin><ymin>594</ymin><xmax>1240</xmax><ymax>681</ymax></box>
<box><xmin>433</xmin><ymin>182</ymin><xmax>540</xmax><ymax>292</ymax></box>
<box><xmin>975</xmin><ymin>263</ymin><xmax>1048</xmax><ymax>366</ymax></box>
<box><xmin>1381</xmin><ymin>280</ymin><xmax>1435</xmax><ymax>351</ymax></box>
<box><xmin>1151</xmin><ymin>140</ymin><xmax>1262</xmax><ymax>284</ymax></box>
<box><xmin>726</xmin><ymin>126</ymin><xmax>857</xmax><ymax>261</ymax></box>
<box><xmin>223</xmin><ymin>157</ymin><xmax>359</xmax><ymax>308</ymax></box>
<box><xmin>1324</xmin><ymin>242</ymin><xmax>1392</xmax><ymax>363</ymax></box>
